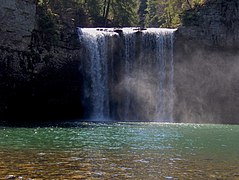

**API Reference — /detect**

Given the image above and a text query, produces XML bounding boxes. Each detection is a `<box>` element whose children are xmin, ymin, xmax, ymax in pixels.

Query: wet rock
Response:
<box><xmin>5</xmin><ymin>175</ymin><xmax>16</xmax><ymax>180</ymax></box>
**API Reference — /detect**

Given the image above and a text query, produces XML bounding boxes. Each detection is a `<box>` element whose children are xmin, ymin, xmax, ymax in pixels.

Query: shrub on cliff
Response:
<box><xmin>37</xmin><ymin>1</ymin><xmax>60</xmax><ymax>50</ymax></box>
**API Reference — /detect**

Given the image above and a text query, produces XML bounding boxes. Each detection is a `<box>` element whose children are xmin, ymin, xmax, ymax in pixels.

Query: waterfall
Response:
<box><xmin>78</xmin><ymin>28</ymin><xmax>175</xmax><ymax>122</ymax></box>
<box><xmin>78</xmin><ymin>28</ymin><xmax>117</xmax><ymax>120</ymax></box>
<box><xmin>123</xmin><ymin>31</ymin><xmax>136</xmax><ymax>119</ymax></box>
<box><xmin>153</xmin><ymin>29</ymin><xmax>175</xmax><ymax>122</ymax></box>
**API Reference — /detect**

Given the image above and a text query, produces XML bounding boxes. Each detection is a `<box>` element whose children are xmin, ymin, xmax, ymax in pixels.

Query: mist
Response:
<box><xmin>174</xmin><ymin>50</ymin><xmax>239</xmax><ymax>124</ymax></box>
<box><xmin>112</xmin><ymin>44</ymin><xmax>174</xmax><ymax>122</ymax></box>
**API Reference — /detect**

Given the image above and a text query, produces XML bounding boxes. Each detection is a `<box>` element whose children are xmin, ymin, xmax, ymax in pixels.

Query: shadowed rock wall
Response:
<box><xmin>0</xmin><ymin>0</ymin><xmax>84</xmax><ymax>122</ymax></box>
<box><xmin>0</xmin><ymin>0</ymin><xmax>36</xmax><ymax>50</ymax></box>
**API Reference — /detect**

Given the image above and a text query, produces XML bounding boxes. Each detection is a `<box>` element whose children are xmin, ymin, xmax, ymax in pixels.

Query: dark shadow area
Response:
<box><xmin>0</xmin><ymin>60</ymin><xmax>85</xmax><ymax>125</ymax></box>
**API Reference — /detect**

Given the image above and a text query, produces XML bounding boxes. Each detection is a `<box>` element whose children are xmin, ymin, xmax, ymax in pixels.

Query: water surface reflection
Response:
<box><xmin>0</xmin><ymin>123</ymin><xmax>238</xmax><ymax>179</ymax></box>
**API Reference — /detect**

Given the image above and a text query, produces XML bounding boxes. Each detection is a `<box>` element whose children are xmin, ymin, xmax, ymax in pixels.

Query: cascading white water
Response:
<box><xmin>78</xmin><ymin>28</ymin><xmax>117</xmax><ymax>120</ymax></box>
<box><xmin>121</xmin><ymin>28</ymin><xmax>175</xmax><ymax>121</ymax></box>
<box><xmin>78</xmin><ymin>27</ymin><xmax>175</xmax><ymax>122</ymax></box>
<box><xmin>153</xmin><ymin>29</ymin><xmax>175</xmax><ymax>122</ymax></box>
<box><xmin>123</xmin><ymin>31</ymin><xmax>136</xmax><ymax>119</ymax></box>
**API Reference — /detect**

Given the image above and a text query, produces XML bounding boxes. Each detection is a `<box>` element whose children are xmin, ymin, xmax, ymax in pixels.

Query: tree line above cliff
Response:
<box><xmin>38</xmin><ymin>0</ymin><xmax>207</xmax><ymax>28</ymax></box>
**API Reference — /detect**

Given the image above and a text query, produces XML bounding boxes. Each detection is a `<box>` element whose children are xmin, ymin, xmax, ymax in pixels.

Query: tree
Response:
<box><xmin>103</xmin><ymin>0</ymin><xmax>111</xmax><ymax>26</ymax></box>
<box><xmin>145</xmin><ymin>0</ymin><xmax>205</xmax><ymax>28</ymax></box>
<box><xmin>138</xmin><ymin>0</ymin><xmax>148</xmax><ymax>27</ymax></box>
<box><xmin>111</xmin><ymin>0</ymin><xmax>140</xmax><ymax>27</ymax></box>
<box><xmin>37</xmin><ymin>0</ymin><xmax>206</xmax><ymax>28</ymax></box>
<box><xmin>145</xmin><ymin>0</ymin><xmax>165</xmax><ymax>27</ymax></box>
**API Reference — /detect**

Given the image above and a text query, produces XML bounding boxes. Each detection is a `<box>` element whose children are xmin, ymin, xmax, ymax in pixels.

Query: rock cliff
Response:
<box><xmin>0</xmin><ymin>0</ymin><xmax>83</xmax><ymax>122</ymax></box>
<box><xmin>177</xmin><ymin>0</ymin><xmax>239</xmax><ymax>49</ymax></box>
<box><xmin>174</xmin><ymin>0</ymin><xmax>239</xmax><ymax>124</ymax></box>
<box><xmin>0</xmin><ymin>0</ymin><xmax>36</xmax><ymax>50</ymax></box>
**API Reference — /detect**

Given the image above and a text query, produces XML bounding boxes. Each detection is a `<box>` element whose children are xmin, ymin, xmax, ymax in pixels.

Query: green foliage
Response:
<box><xmin>145</xmin><ymin>0</ymin><xmax>205</xmax><ymax>28</ymax></box>
<box><xmin>81</xmin><ymin>0</ymin><xmax>140</xmax><ymax>27</ymax></box>
<box><xmin>181</xmin><ymin>8</ymin><xmax>201</xmax><ymax>26</ymax></box>
<box><xmin>37</xmin><ymin>0</ymin><xmax>60</xmax><ymax>49</ymax></box>
<box><xmin>83</xmin><ymin>0</ymin><xmax>105</xmax><ymax>25</ymax></box>
<box><xmin>38</xmin><ymin>0</ymin><xmax>140</xmax><ymax>27</ymax></box>
<box><xmin>145</xmin><ymin>0</ymin><xmax>161</xmax><ymax>27</ymax></box>
<box><xmin>37</xmin><ymin>0</ymin><xmax>206</xmax><ymax>29</ymax></box>
<box><xmin>111</xmin><ymin>0</ymin><xmax>140</xmax><ymax>26</ymax></box>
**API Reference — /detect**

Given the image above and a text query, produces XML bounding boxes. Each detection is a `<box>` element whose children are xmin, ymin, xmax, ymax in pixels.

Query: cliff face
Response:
<box><xmin>0</xmin><ymin>0</ymin><xmax>36</xmax><ymax>50</ymax></box>
<box><xmin>174</xmin><ymin>0</ymin><xmax>239</xmax><ymax>124</ymax></box>
<box><xmin>177</xmin><ymin>0</ymin><xmax>239</xmax><ymax>49</ymax></box>
<box><xmin>0</xmin><ymin>0</ymin><xmax>83</xmax><ymax>122</ymax></box>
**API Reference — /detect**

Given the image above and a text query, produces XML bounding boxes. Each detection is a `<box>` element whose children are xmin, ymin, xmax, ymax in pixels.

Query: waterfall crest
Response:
<box><xmin>78</xmin><ymin>28</ymin><xmax>175</xmax><ymax>122</ymax></box>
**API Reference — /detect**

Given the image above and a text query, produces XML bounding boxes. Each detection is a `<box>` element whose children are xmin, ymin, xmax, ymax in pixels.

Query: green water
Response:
<box><xmin>0</xmin><ymin>123</ymin><xmax>238</xmax><ymax>179</ymax></box>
